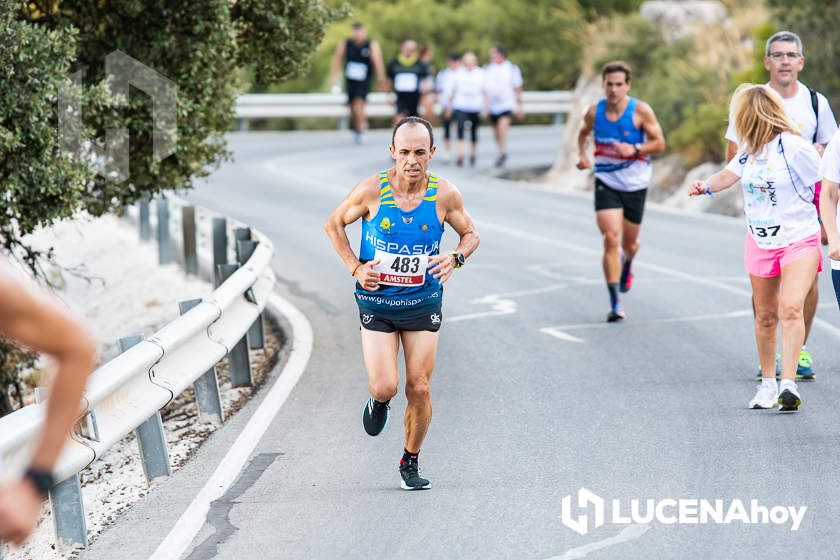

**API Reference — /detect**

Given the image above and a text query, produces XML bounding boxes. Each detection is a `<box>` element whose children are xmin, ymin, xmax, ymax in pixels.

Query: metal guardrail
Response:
<box><xmin>234</xmin><ymin>90</ymin><xmax>573</xmax><ymax>128</ymax></box>
<box><xmin>0</xmin><ymin>198</ymin><xmax>275</xmax><ymax>552</ymax></box>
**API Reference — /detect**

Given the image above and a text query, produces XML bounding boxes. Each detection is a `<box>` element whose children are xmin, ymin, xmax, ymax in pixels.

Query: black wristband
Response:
<box><xmin>24</xmin><ymin>467</ymin><xmax>55</xmax><ymax>497</ymax></box>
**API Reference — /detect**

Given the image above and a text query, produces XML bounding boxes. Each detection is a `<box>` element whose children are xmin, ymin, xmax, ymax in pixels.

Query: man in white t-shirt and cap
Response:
<box><xmin>484</xmin><ymin>44</ymin><xmax>524</xmax><ymax>168</ymax></box>
<box><xmin>724</xmin><ymin>30</ymin><xmax>837</xmax><ymax>381</ymax></box>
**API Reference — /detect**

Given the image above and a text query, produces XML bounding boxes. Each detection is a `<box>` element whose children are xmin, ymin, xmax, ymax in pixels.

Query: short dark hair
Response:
<box><xmin>351</xmin><ymin>22</ymin><xmax>364</xmax><ymax>30</ymax></box>
<box><xmin>493</xmin><ymin>44</ymin><xmax>507</xmax><ymax>57</ymax></box>
<box><xmin>448</xmin><ymin>52</ymin><xmax>461</xmax><ymax>61</ymax></box>
<box><xmin>601</xmin><ymin>60</ymin><xmax>631</xmax><ymax>82</ymax></box>
<box><xmin>391</xmin><ymin>116</ymin><xmax>435</xmax><ymax>149</ymax></box>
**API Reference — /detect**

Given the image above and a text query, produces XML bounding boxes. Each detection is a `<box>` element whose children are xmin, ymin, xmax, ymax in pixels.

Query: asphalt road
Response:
<box><xmin>85</xmin><ymin>126</ymin><xmax>840</xmax><ymax>560</ymax></box>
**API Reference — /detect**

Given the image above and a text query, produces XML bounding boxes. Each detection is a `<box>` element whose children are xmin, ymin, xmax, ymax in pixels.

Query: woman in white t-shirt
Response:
<box><xmin>689</xmin><ymin>84</ymin><xmax>822</xmax><ymax>413</ymax></box>
<box><xmin>446</xmin><ymin>52</ymin><xmax>487</xmax><ymax>167</ymax></box>
<box><xmin>818</xmin><ymin>130</ymin><xmax>840</xmax><ymax>312</ymax></box>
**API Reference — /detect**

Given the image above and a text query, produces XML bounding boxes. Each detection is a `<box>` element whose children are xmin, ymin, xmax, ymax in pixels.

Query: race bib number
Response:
<box><xmin>345</xmin><ymin>61</ymin><xmax>368</xmax><ymax>82</ymax></box>
<box><xmin>748</xmin><ymin>220</ymin><xmax>785</xmax><ymax>249</ymax></box>
<box><xmin>374</xmin><ymin>249</ymin><xmax>428</xmax><ymax>286</ymax></box>
<box><xmin>393</xmin><ymin>72</ymin><xmax>419</xmax><ymax>92</ymax></box>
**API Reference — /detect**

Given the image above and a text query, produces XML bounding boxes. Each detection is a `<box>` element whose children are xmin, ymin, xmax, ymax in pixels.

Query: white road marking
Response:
<box><xmin>479</xmin><ymin>221</ymin><xmax>840</xmax><ymax>341</ymax></box>
<box><xmin>151</xmin><ymin>292</ymin><xmax>314</xmax><ymax>560</ymax></box>
<box><xmin>446</xmin><ymin>294</ymin><xmax>517</xmax><ymax>322</ymax></box>
<box><xmin>542</xmin><ymin>309</ymin><xmax>754</xmax><ymax>333</ymax></box>
<box><xmin>540</xmin><ymin>327</ymin><xmax>585</xmax><ymax>343</ymax></box>
<box><xmin>545</xmin><ymin>524</ymin><xmax>652</xmax><ymax>560</ymax></box>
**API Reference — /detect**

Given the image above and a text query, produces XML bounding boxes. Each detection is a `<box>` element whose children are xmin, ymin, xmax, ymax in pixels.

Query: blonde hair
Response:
<box><xmin>730</xmin><ymin>83</ymin><xmax>799</xmax><ymax>155</ymax></box>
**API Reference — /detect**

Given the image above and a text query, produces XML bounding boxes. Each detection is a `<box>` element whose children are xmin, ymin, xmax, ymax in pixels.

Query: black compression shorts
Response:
<box><xmin>594</xmin><ymin>178</ymin><xmax>647</xmax><ymax>225</ymax></box>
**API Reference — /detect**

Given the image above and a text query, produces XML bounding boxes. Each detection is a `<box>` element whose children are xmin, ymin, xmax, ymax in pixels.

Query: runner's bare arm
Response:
<box><xmin>636</xmin><ymin>102</ymin><xmax>665</xmax><ymax>155</ymax></box>
<box><xmin>688</xmin><ymin>169</ymin><xmax>740</xmax><ymax>196</ymax></box>
<box><xmin>576</xmin><ymin>105</ymin><xmax>596</xmax><ymax>169</ymax></box>
<box><xmin>370</xmin><ymin>41</ymin><xmax>387</xmax><ymax>89</ymax></box>
<box><xmin>428</xmin><ymin>181</ymin><xmax>479</xmax><ymax>283</ymax></box>
<box><xmin>0</xmin><ymin>266</ymin><xmax>97</xmax><ymax>472</ymax></box>
<box><xmin>0</xmin><ymin>268</ymin><xmax>96</xmax><ymax>545</ymax></box>
<box><xmin>324</xmin><ymin>177</ymin><xmax>381</xmax><ymax>282</ymax></box>
<box><xmin>821</xmin><ymin>179</ymin><xmax>840</xmax><ymax>260</ymax></box>
<box><xmin>330</xmin><ymin>40</ymin><xmax>346</xmax><ymax>87</ymax></box>
<box><xmin>726</xmin><ymin>140</ymin><xmax>738</xmax><ymax>162</ymax></box>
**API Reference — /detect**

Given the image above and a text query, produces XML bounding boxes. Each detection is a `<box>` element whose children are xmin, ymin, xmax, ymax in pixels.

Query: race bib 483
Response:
<box><xmin>374</xmin><ymin>249</ymin><xmax>428</xmax><ymax>286</ymax></box>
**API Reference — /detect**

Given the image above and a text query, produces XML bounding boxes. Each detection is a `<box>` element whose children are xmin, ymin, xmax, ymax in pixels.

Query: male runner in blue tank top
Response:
<box><xmin>325</xmin><ymin>117</ymin><xmax>479</xmax><ymax>490</ymax></box>
<box><xmin>576</xmin><ymin>61</ymin><xmax>665</xmax><ymax>322</ymax></box>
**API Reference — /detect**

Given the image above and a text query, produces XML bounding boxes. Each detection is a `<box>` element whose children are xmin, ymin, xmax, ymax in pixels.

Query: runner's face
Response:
<box><xmin>352</xmin><ymin>27</ymin><xmax>366</xmax><ymax>43</ymax></box>
<box><xmin>390</xmin><ymin>125</ymin><xmax>435</xmax><ymax>182</ymax></box>
<box><xmin>764</xmin><ymin>40</ymin><xmax>803</xmax><ymax>88</ymax></box>
<box><xmin>603</xmin><ymin>72</ymin><xmax>630</xmax><ymax>104</ymax></box>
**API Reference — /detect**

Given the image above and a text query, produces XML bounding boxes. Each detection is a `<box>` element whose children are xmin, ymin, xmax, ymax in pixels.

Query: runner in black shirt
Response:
<box><xmin>387</xmin><ymin>40</ymin><xmax>429</xmax><ymax>124</ymax></box>
<box><xmin>330</xmin><ymin>22</ymin><xmax>386</xmax><ymax>144</ymax></box>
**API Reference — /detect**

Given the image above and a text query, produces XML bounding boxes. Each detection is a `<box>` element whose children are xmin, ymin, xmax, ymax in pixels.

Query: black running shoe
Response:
<box><xmin>362</xmin><ymin>397</ymin><xmax>390</xmax><ymax>436</ymax></box>
<box><xmin>778</xmin><ymin>387</ymin><xmax>802</xmax><ymax>413</ymax></box>
<box><xmin>495</xmin><ymin>154</ymin><xmax>507</xmax><ymax>168</ymax></box>
<box><xmin>399</xmin><ymin>458</ymin><xmax>431</xmax><ymax>490</ymax></box>
<box><xmin>606</xmin><ymin>307</ymin><xmax>625</xmax><ymax>323</ymax></box>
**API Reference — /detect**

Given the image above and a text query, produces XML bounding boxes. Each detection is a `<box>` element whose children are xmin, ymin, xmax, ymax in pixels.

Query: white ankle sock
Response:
<box><xmin>762</xmin><ymin>378</ymin><xmax>778</xmax><ymax>390</ymax></box>
<box><xmin>780</xmin><ymin>379</ymin><xmax>796</xmax><ymax>391</ymax></box>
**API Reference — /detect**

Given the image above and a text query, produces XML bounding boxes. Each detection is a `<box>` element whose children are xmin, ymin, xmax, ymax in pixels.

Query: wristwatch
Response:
<box><xmin>450</xmin><ymin>251</ymin><xmax>466</xmax><ymax>269</ymax></box>
<box><xmin>24</xmin><ymin>467</ymin><xmax>55</xmax><ymax>497</ymax></box>
<box><xmin>633</xmin><ymin>143</ymin><xmax>642</xmax><ymax>155</ymax></box>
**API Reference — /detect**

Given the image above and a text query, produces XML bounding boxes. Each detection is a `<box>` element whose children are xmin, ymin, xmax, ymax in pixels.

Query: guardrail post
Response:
<box><xmin>182</xmin><ymin>206</ymin><xmax>198</xmax><ymax>276</ymax></box>
<box><xmin>118</xmin><ymin>335</ymin><xmax>172</xmax><ymax>483</ymax></box>
<box><xmin>338</xmin><ymin>116</ymin><xmax>349</xmax><ymax>131</ymax></box>
<box><xmin>233</xmin><ymin>227</ymin><xmax>251</xmax><ymax>263</ymax></box>
<box><xmin>217</xmin><ymin>264</ymin><xmax>253</xmax><ymax>387</ymax></box>
<box><xmin>35</xmin><ymin>389</ymin><xmax>88</xmax><ymax>549</ymax></box>
<box><xmin>212</xmin><ymin>217</ymin><xmax>228</xmax><ymax>288</ymax></box>
<box><xmin>237</xmin><ymin>240</ymin><xmax>265</xmax><ymax>350</ymax></box>
<box><xmin>156</xmin><ymin>196</ymin><xmax>171</xmax><ymax>265</ymax></box>
<box><xmin>178</xmin><ymin>299</ymin><xmax>225</xmax><ymax>425</ymax></box>
<box><xmin>139</xmin><ymin>196</ymin><xmax>151</xmax><ymax>241</ymax></box>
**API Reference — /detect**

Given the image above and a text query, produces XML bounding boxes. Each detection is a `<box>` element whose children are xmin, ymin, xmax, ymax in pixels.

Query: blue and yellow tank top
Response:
<box><xmin>355</xmin><ymin>171</ymin><xmax>445</xmax><ymax>312</ymax></box>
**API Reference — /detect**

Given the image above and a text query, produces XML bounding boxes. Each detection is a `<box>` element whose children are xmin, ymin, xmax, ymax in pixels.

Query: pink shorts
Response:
<box><xmin>744</xmin><ymin>232</ymin><xmax>823</xmax><ymax>278</ymax></box>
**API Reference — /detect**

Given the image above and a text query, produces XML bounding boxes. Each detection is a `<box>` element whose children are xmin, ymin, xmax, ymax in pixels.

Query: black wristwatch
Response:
<box><xmin>24</xmin><ymin>467</ymin><xmax>55</xmax><ymax>497</ymax></box>
<box><xmin>450</xmin><ymin>251</ymin><xmax>466</xmax><ymax>269</ymax></box>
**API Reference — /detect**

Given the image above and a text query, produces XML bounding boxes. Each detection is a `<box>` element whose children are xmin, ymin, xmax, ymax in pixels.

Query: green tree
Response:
<box><xmin>1</xmin><ymin>0</ymin><xmax>340</xmax><ymax>414</ymax></box>
<box><xmin>270</xmin><ymin>0</ymin><xmax>584</xmax><ymax>94</ymax></box>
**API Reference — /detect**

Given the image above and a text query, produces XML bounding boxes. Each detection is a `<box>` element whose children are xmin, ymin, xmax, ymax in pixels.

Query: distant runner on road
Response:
<box><xmin>330</xmin><ymin>22</ymin><xmax>386</xmax><ymax>145</ymax></box>
<box><xmin>324</xmin><ymin>117</ymin><xmax>479</xmax><ymax>490</ymax></box>
<box><xmin>387</xmin><ymin>40</ymin><xmax>430</xmax><ymax>123</ymax></box>
<box><xmin>484</xmin><ymin>45</ymin><xmax>524</xmax><ymax>168</ymax></box>
<box><xmin>0</xmin><ymin>260</ymin><xmax>96</xmax><ymax>546</ymax></box>
<box><xmin>576</xmin><ymin>61</ymin><xmax>666</xmax><ymax>322</ymax></box>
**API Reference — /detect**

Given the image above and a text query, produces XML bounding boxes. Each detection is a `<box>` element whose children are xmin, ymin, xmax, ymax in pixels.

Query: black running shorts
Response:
<box><xmin>395</xmin><ymin>93</ymin><xmax>421</xmax><ymax>117</ymax></box>
<box><xmin>358</xmin><ymin>304</ymin><xmax>443</xmax><ymax>333</ymax></box>
<box><xmin>490</xmin><ymin>110</ymin><xmax>513</xmax><ymax>124</ymax></box>
<box><xmin>346</xmin><ymin>80</ymin><xmax>370</xmax><ymax>102</ymax></box>
<box><xmin>594</xmin><ymin>178</ymin><xmax>648</xmax><ymax>225</ymax></box>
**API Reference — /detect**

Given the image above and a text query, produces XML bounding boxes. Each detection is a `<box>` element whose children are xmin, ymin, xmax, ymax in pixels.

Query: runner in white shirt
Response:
<box><xmin>691</xmin><ymin>84</ymin><xmax>822</xmax><ymax>413</ymax></box>
<box><xmin>435</xmin><ymin>53</ymin><xmax>461</xmax><ymax>162</ymax></box>
<box><xmin>446</xmin><ymin>52</ymin><xmax>487</xmax><ymax>167</ymax></box>
<box><xmin>484</xmin><ymin>44</ymin><xmax>523</xmax><ymax>168</ymax></box>
<box><xmin>724</xmin><ymin>31</ymin><xmax>837</xmax><ymax>380</ymax></box>
<box><xmin>818</xmin><ymin>131</ymin><xmax>840</xmax><ymax>312</ymax></box>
